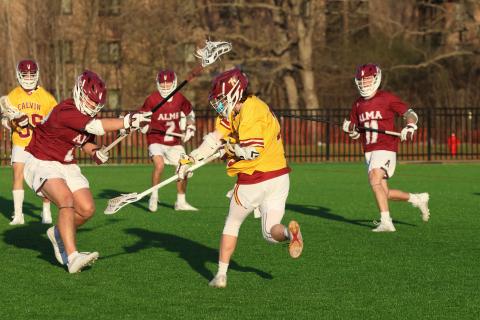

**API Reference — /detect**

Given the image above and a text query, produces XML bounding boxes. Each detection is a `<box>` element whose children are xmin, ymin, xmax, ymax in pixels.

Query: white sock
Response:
<box><xmin>43</xmin><ymin>202</ymin><xmax>51</xmax><ymax>215</ymax></box>
<box><xmin>283</xmin><ymin>226</ymin><xmax>290</xmax><ymax>240</ymax></box>
<box><xmin>151</xmin><ymin>190</ymin><xmax>158</xmax><ymax>200</ymax></box>
<box><xmin>177</xmin><ymin>193</ymin><xmax>186</xmax><ymax>204</ymax></box>
<box><xmin>218</xmin><ymin>261</ymin><xmax>229</xmax><ymax>276</ymax></box>
<box><xmin>407</xmin><ymin>193</ymin><xmax>416</xmax><ymax>204</ymax></box>
<box><xmin>380</xmin><ymin>211</ymin><xmax>391</xmax><ymax>220</ymax></box>
<box><xmin>68</xmin><ymin>251</ymin><xmax>79</xmax><ymax>264</ymax></box>
<box><xmin>13</xmin><ymin>190</ymin><xmax>24</xmax><ymax>216</ymax></box>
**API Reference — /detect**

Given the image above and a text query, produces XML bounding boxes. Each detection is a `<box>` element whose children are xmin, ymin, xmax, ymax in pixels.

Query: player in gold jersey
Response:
<box><xmin>6</xmin><ymin>60</ymin><xmax>57</xmax><ymax>225</ymax></box>
<box><xmin>177</xmin><ymin>68</ymin><xmax>304</xmax><ymax>288</ymax></box>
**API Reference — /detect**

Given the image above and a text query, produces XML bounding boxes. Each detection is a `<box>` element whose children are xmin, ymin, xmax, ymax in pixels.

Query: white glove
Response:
<box><xmin>182</xmin><ymin>124</ymin><xmax>196</xmax><ymax>142</ymax></box>
<box><xmin>124</xmin><ymin>111</ymin><xmax>152</xmax><ymax>131</ymax></box>
<box><xmin>176</xmin><ymin>154</ymin><xmax>194</xmax><ymax>180</ymax></box>
<box><xmin>92</xmin><ymin>146</ymin><xmax>109</xmax><ymax>165</ymax></box>
<box><xmin>400</xmin><ymin>123</ymin><xmax>417</xmax><ymax>141</ymax></box>
<box><xmin>342</xmin><ymin>119</ymin><xmax>360</xmax><ymax>140</ymax></box>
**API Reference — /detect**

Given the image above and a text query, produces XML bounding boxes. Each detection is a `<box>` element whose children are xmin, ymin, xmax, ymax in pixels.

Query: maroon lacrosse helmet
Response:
<box><xmin>156</xmin><ymin>70</ymin><xmax>177</xmax><ymax>98</ymax></box>
<box><xmin>73</xmin><ymin>70</ymin><xmax>107</xmax><ymax>117</ymax></box>
<box><xmin>16</xmin><ymin>59</ymin><xmax>39</xmax><ymax>90</ymax></box>
<box><xmin>354</xmin><ymin>63</ymin><xmax>382</xmax><ymax>98</ymax></box>
<box><xmin>208</xmin><ymin>68</ymin><xmax>248</xmax><ymax>118</ymax></box>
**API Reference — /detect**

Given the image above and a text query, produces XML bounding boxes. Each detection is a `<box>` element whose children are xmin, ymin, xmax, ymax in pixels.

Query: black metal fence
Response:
<box><xmin>1</xmin><ymin>108</ymin><xmax>479</xmax><ymax>165</ymax></box>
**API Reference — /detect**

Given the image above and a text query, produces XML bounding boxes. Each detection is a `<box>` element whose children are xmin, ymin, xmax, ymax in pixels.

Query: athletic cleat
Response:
<box><xmin>42</xmin><ymin>212</ymin><xmax>52</xmax><ymax>224</ymax></box>
<box><xmin>148</xmin><ymin>196</ymin><xmax>158</xmax><ymax>212</ymax></box>
<box><xmin>68</xmin><ymin>252</ymin><xmax>99</xmax><ymax>274</ymax></box>
<box><xmin>174</xmin><ymin>201</ymin><xmax>198</xmax><ymax>211</ymax></box>
<box><xmin>46</xmin><ymin>226</ymin><xmax>68</xmax><ymax>265</ymax></box>
<box><xmin>372</xmin><ymin>219</ymin><xmax>396</xmax><ymax>232</ymax></box>
<box><xmin>412</xmin><ymin>193</ymin><xmax>430</xmax><ymax>222</ymax></box>
<box><xmin>288</xmin><ymin>220</ymin><xmax>303</xmax><ymax>259</ymax></box>
<box><xmin>9</xmin><ymin>214</ymin><xmax>25</xmax><ymax>225</ymax></box>
<box><xmin>209</xmin><ymin>274</ymin><xmax>227</xmax><ymax>288</ymax></box>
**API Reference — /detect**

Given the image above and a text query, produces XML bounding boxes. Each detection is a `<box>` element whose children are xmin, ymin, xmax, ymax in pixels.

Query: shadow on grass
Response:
<box><xmin>0</xmin><ymin>194</ymin><xmax>42</xmax><ymax>223</ymax></box>
<box><xmin>286</xmin><ymin>203</ymin><xmax>416</xmax><ymax>228</ymax></box>
<box><xmin>473</xmin><ymin>193</ymin><xmax>480</xmax><ymax>196</ymax></box>
<box><xmin>104</xmin><ymin>228</ymin><xmax>273</xmax><ymax>281</ymax></box>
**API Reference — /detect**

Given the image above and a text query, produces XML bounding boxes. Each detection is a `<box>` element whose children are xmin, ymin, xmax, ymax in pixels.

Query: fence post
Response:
<box><xmin>326</xmin><ymin>109</ymin><xmax>330</xmax><ymax>161</ymax></box>
<box><xmin>427</xmin><ymin>107</ymin><xmax>432</xmax><ymax>161</ymax></box>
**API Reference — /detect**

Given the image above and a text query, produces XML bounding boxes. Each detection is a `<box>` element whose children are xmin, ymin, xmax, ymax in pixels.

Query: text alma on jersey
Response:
<box><xmin>359</xmin><ymin>111</ymin><xmax>383</xmax><ymax>123</ymax></box>
<box><xmin>157</xmin><ymin>112</ymin><xmax>180</xmax><ymax>121</ymax></box>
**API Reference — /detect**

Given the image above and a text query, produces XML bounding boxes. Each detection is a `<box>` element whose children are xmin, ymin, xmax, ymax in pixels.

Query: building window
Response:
<box><xmin>108</xmin><ymin>89</ymin><xmax>121</xmax><ymax>110</ymax></box>
<box><xmin>60</xmin><ymin>0</ymin><xmax>72</xmax><ymax>15</ymax></box>
<box><xmin>59</xmin><ymin>40</ymin><xmax>73</xmax><ymax>63</ymax></box>
<box><xmin>99</xmin><ymin>0</ymin><xmax>122</xmax><ymax>16</ymax></box>
<box><xmin>98</xmin><ymin>41</ymin><xmax>121</xmax><ymax>64</ymax></box>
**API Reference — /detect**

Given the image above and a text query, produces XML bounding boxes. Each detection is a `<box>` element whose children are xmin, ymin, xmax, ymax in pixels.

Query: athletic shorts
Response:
<box><xmin>148</xmin><ymin>144</ymin><xmax>185</xmax><ymax>166</ymax></box>
<box><xmin>364</xmin><ymin>150</ymin><xmax>397</xmax><ymax>179</ymax></box>
<box><xmin>11</xmin><ymin>145</ymin><xmax>29</xmax><ymax>165</ymax></box>
<box><xmin>24</xmin><ymin>153</ymin><xmax>89</xmax><ymax>197</ymax></box>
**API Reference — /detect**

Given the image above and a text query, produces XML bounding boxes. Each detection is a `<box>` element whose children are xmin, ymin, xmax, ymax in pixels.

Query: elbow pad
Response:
<box><xmin>85</xmin><ymin>119</ymin><xmax>106</xmax><ymax>136</ymax></box>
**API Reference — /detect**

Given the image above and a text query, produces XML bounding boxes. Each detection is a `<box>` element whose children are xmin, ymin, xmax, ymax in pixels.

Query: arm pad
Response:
<box><xmin>190</xmin><ymin>132</ymin><xmax>222</xmax><ymax>162</ymax></box>
<box><xmin>85</xmin><ymin>119</ymin><xmax>106</xmax><ymax>136</ymax></box>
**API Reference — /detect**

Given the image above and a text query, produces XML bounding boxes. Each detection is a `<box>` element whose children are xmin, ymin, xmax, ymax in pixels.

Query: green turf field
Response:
<box><xmin>0</xmin><ymin>163</ymin><xmax>479</xmax><ymax>319</ymax></box>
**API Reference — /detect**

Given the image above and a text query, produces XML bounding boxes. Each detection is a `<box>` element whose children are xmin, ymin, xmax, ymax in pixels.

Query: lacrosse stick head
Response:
<box><xmin>194</xmin><ymin>40</ymin><xmax>232</xmax><ymax>67</ymax></box>
<box><xmin>0</xmin><ymin>96</ymin><xmax>21</xmax><ymax>120</ymax></box>
<box><xmin>104</xmin><ymin>192</ymin><xmax>139</xmax><ymax>215</ymax></box>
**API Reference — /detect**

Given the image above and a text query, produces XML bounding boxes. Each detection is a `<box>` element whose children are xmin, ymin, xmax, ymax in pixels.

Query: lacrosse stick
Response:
<box><xmin>102</xmin><ymin>40</ymin><xmax>232</xmax><ymax>153</ymax></box>
<box><xmin>0</xmin><ymin>96</ymin><xmax>22</xmax><ymax>121</ymax></box>
<box><xmin>279</xmin><ymin>113</ymin><xmax>401</xmax><ymax>137</ymax></box>
<box><xmin>104</xmin><ymin>149</ymin><xmax>224</xmax><ymax>214</ymax></box>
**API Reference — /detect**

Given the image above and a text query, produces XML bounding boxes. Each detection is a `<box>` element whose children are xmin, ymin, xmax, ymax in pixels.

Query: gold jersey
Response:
<box><xmin>215</xmin><ymin>95</ymin><xmax>288</xmax><ymax>179</ymax></box>
<box><xmin>7</xmin><ymin>86</ymin><xmax>57</xmax><ymax>147</ymax></box>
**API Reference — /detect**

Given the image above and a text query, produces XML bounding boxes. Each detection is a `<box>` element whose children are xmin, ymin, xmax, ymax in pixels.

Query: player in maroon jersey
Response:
<box><xmin>139</xmin><ymin>70</ymin><xmax>197</xmax><ymax>212</ymax></box>
<box><xmin>342</xmin><ymin>64</ymin><xmax>430</xmax><ymax>232</ymax></box>
<box><xmin>24</xmin><ymin>70</ymin><xmax>151</xmax><ymax>273</ymax></box>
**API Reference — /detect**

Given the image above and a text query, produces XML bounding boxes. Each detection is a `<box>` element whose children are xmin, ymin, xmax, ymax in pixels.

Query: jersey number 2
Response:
<box><xmin>164</xmin><ymin>121</ymin><xmax>176</xmax><ymax>142</ymax></box>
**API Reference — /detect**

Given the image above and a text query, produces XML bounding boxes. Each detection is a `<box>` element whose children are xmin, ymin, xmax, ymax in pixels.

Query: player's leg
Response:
<box><xmin>386</xmin><ymin>186</ymin><xmax>430</xmax><ymax>222</ymax></box>
<box><xmin>210</xmin><ymin>185</ymin><xmax>256</xmax><ymax>288</ymax></box>
<box><xmin>11</xmin><ymin>161</ymin><xmax>25</xmax><ymax>225</ymax></box>
<box><xmin>149</xmin><ymin>154</ymin><xmax>165</xmax><ymax>212</ymax></box>
<box><xmin>41</xmin><ymin>197</ymin><xmax>52</xmax><ymax>224</ymax></box>
<box><xmin>72</xmin><ymin>188</ymin><xmax>96</xmax><ymax>226</ymax></box>
<box><xmin>169</xmin><ymin>145</ymin><xmax>197</xmax><ymax>211</ymax></box>
<box><xmin>261</xmin><ymin>174</ymin><xmax>303</xmax><ymax>258</ymax></box>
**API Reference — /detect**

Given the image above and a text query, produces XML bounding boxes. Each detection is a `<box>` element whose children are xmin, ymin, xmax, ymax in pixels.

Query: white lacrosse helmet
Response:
<box><xmin>156</xmin><ymin>70</ymin><xmax>177</xmax><ymax>98</ymax></box>
<box><xmin>355</xmin><ymin>64</ymin><xmax>382</xmax><ymax>98</ymax></box>
<box><xmin>16</xmin><ymin>59</ymin><xmax>39</xmax><ymax>91</ymax></box>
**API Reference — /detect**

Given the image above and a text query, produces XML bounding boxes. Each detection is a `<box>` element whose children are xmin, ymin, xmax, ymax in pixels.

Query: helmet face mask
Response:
<box><xmin>156</xmin><ymin>70</ymin><xmax>177</xmax><ymax>98</ymax></box>
<box><xmin>209</xmin><ymin>68</ymin><xmax>248</xmax><ymax>118</ymax></box>
<box><xmin>73</xmin><ymin>70</ymin><xmax>107</xmax><ymax>117</ymax></box>
<box><xmin>16</xmin><ymin>60</ymin><xmax>39</xmax><ymax>91</ymax></box>
<box><xmin>355</xmin><ymin>64</ymin><xmax>381</xmax><ymax>98</ymax></box>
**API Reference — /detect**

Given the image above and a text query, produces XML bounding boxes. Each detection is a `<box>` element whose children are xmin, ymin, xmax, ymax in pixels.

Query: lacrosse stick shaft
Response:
<box><xmin>103</xmin><ymin>132</ymin><xmax>129</xmax><ymax>153</ymax></box>
<box><xmin>280</xmin><ymin>114</ymin><xmax>401</xmax><ymax>137</ymax></box>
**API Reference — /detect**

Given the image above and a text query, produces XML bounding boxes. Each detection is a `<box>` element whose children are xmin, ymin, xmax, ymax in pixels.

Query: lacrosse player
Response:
<box><xmin>343</xmin><ymin>63</ymin><xmax>430</xmax><ymax>232</ymax></box>
<box><xmin>177</xmin><ymin>68</ymin><xmax>303</xmax><ymax>288</ymax></box>
<box><xmin>2</xmin><ymin>60</ymin><xmax>57</xmax><ymax>225</ymax></box>
<box><xmin>24</xmin><ymin>70</ymin><xmax>151</xmax><ymax>273</ymax></box>
<box><xmin>139</xmin><ymin>69</ymin><xmax>197</xmax><ymax>212</ymax></box>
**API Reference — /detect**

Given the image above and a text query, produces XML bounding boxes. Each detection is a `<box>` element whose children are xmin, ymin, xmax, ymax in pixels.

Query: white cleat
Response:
<box><xmin>42</xmin><ymin>212</ymin><xmax>52</xmax><ymax>224</ymax></box>
<box><xmin>9</xmin><ymin>214</ymin><xmax>25</xmax><ymax>225</ymax></box>
<box><xmin>209</xmin><ymin>274</ymin><xmax>227</xmax><ymax>288</ymax></box>
<box><xmin>411</xmin><ymin>193</ymin><xmax>430</xmax><ymax>222</ymax></box>
<box><xmin>372</xmin><ymin>219</ymin><xmax>396</xmax><ymax>232</ymax></box>
<box><xmin>46</xmin><ymin>226</ymin><xmax>68</xmax><ymax>265</ymax></box>
<box><xmin>148</xmin><ymin>197</ymin><xmax>158</xmax><ymax>212</ymax></box>
<box><xmin>174</xmin><ymin>201</ymin><xmax>198</xmax><ymax>211</ymax></box>
<box><xmin>68</xmin><ymin>252</ymin><xmax>99</xmax><ymax>274</ymax></box>
<box><xmin>288</xmin><ymin>220</ymin><xmax>303</xmax><ymax>259</ymax></box>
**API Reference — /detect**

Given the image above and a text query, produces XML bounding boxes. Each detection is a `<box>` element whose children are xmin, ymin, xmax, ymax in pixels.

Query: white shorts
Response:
<box><xmin>223</xmin><ymin>174</ymin><xmax>290</xmax><ymax>243</ymax></box>
<box><xmin>24</xmin><ymin>153</ymin><xmax>89</xmax><ymax>197</ymax></box>
<box><xmin>11</xmin><ymin>145</ymin><xmax>29</xmax><ymax>164</ymax></box>
<box><xmin>364</xmin><ymin>150</ymin><xmax>397</xmax><ymax>178</ymax></box>
<box><xmin>148</xmin><ymin>144</ymin><xmax>185</xmax><ymax>166</ymax></box>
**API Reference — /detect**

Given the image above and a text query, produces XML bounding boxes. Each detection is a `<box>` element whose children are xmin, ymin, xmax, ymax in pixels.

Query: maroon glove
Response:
<box><xmin>13</xmin><ymin>114</ymin><xmax>29</xmax><ymax>128</ymax></box>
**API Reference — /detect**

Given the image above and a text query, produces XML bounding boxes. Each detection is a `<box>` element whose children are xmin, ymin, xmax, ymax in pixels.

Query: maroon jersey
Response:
<box><xmin>26</xmin><ymin>99</ymin><xmax>95</xmax><ymax>164</ymax></box>
<box><xmin>140</xmin><ymin>91</ymin><xmax>193</xmax><ymax>146</ymax></box>
<box><xmin>349</xmin><ymin>90</ymin><xmax>408</xmax><ymax>153</ymax></box>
